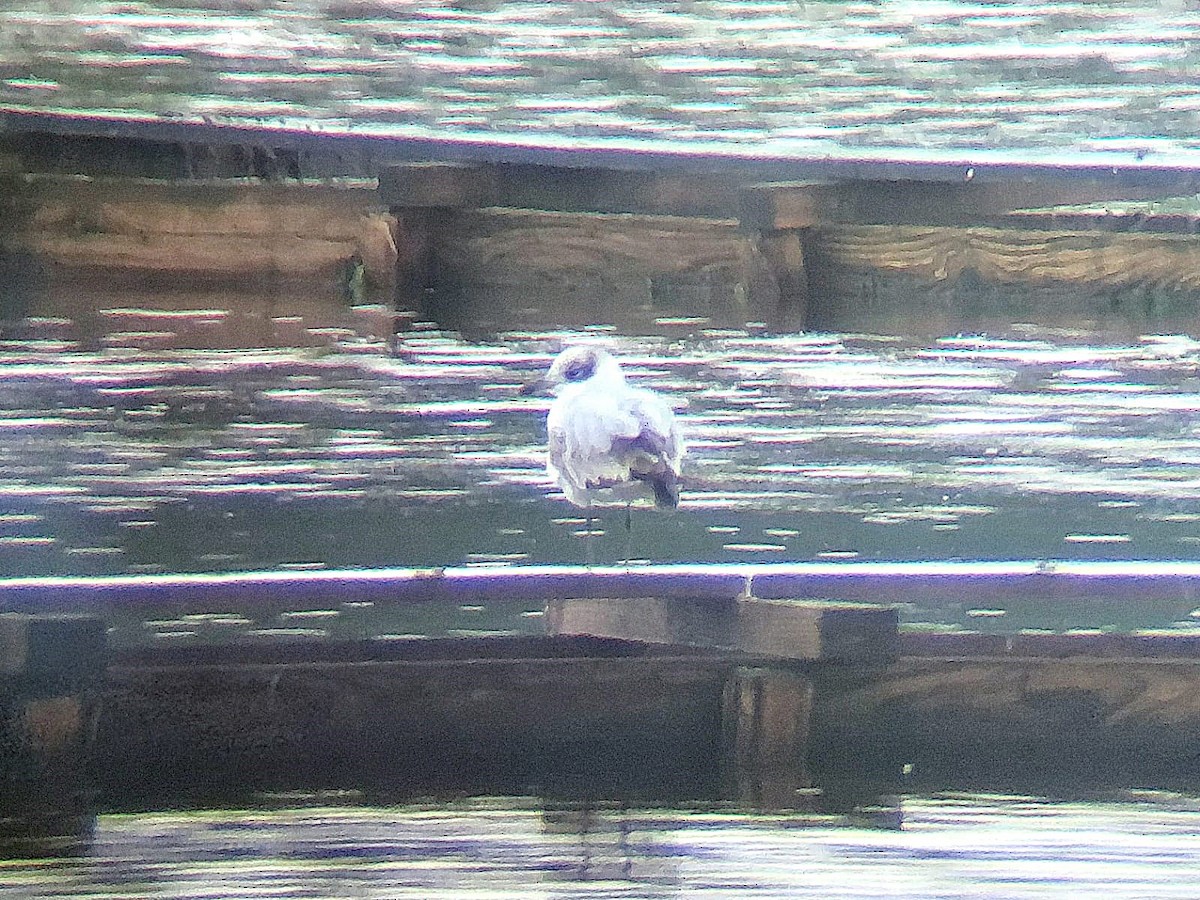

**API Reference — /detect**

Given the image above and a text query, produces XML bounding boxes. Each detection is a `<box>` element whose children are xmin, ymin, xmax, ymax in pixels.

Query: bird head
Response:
<box><xmin>522</xmin><ymin>345</ymin><xmax>624</xmax><ymax>395</ymax></box>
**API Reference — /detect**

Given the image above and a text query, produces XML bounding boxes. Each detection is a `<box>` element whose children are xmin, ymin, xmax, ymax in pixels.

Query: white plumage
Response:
<box><xmin>535</xmin><ymin>346</ymin><xmax>684</xmax><ymax>509</ymax></box>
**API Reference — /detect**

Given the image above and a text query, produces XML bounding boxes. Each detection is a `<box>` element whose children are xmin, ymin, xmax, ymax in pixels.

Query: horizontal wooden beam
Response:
<box><xmin>1005</xmin><ymin>208</ymin><xmax>1200</xmax><ymax>235</ymax></box>
<box><xmin>382</xmin><ymin>163</ymin><xmax>1200</xmax><ymax>231</ymax></box>
<box><xmin>1</xmin><ymin>560</ymin><xmax>1200</xmax><ymax>611</ymax></box>
<box><xmin>11</xmin><ymin>107</ymin><xmax>1200</xmax><ymax>188</ymax></box>
<box><xmin>811</xmin><ymin>654</ymin><xmax>1200</xmax><ymax>789</ymax></box>
<box><xmin>545</xmin><ymin>596</ymin><xmax>898</xmax><ymax>663</ymax></box>
<box><xmin>741</xmin><ymin>179</ymin><xmax>1200</xmax><ymax>230</ymax></box>
<box><xmin>97</xmin><ymin>644</ymin><xmax>738</xmax><ymax>807</ymax></box>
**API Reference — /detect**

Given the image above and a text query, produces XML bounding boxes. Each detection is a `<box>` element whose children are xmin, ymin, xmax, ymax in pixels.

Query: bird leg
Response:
<box><xmin>584</xmin><ymin>505</ymin><xmax>595</xmax><ymax>569</ymax></box>
<box><xmin>622</xmin><ymin>501</ymin><xmax>632</xmax><ymax>567</ymax></box>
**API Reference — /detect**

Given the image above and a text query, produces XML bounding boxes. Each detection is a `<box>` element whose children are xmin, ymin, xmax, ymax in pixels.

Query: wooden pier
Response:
<box><xmin>8</xmin><ymin>112</ymin><xmax>1200</xmax><ymax>340</ymax></box>
<box><xmin>5</xmin><ymin>562</ymin><xmax>1200</xmax><ymax>853</ymax></box>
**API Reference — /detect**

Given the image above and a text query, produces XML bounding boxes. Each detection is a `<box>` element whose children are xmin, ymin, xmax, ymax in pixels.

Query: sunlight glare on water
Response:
<box><xmin>7</xmin><ymin>794</ymin><xmax>1200</xmax><ymax>899</ymax></box>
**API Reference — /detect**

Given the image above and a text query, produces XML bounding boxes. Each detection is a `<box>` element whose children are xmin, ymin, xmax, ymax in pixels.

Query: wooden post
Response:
<box><xmin>722</xmin><ymin>668</ymin><xmax>815</xmax><ymax>809</ymax></box>
<box><xmin>759</xmin><ymin>230</ymin><xmax>810</xmax><ymax>329</ymax></box>
<box><xmin>0</xmin><ymin>613</ymin><xmax>106</xmax><ymax>856</ymax></box>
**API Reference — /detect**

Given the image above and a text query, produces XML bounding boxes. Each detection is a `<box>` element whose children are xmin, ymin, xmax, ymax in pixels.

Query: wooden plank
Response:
<box><xmin>95</xmin><ymin>652</ymin><xmax>732</xmax><ymax>806</ymax></box>
<box><xmin>545</xmin><ymin>596</ymin><xmax>737</xmax><ymax>650</ymax></box>
<box><xmin>0</xmin><ymin>174</ymin><xmax>399</xmax><ymax>344</ymax></box>
<box><xmin>1006</xmin><ymin>208</ymin><xmax>1200</xmax><ymax>235</ymax></box>
<box><xmin>388</xmin><ymin>168</ymin><xmax>1200</xmax><ymax>228</ymax></box>
<box><xmin>903</xmin><ymin>630</ymin><xmax>1200</xmax><ymax>660</ymax></box>
<box><xmin>758</xmin><ymin>230</ymin><xmax>808</xmax><ymax>329</ymax></box>
<box><xmin>23</xmin><ymin>232</ymin><xmax>371</xmax><ymax>277</ymax></box>
<box><xmin>8</xmin><ymin>560</ymin><xmax>1200</xmax><ymax>611</ymax></box>
<box><xmin>545</xmin><ymin>596</ymin><xmax>897</xmax><ymax>663</ymax></box>
<box><xmin>15</xmin><ymin>108</ymin><xmax>1200</xmax><ymax>190</ymax></box>
<box><xmin>1</xmin><ymin>176</ymin><xmax>398</xmax><ymax>285</ymax></box>
<box><xmin>742</xmin><ymin>179</ymin><xmax>1200</xmax><ymax>230</ymax></box>
<box><xmin>803</xmin><ymin>222</ymin><xmax>1200</xmax><ymax>330</ymax></box>
<box><xmin>811</xmin><ymin>224</ymin><xmax>1200</xmax><ymax>288</ymax></box>
<box><xmin>810</xmin><ymin>656</ymin><xmax>1200</xmax><ymax>788</ymax></box>
<box><xmin>421</xmin><ymin>207</ymin><xmax>778</xmax><ymax>331</ymax></box>
<box><xmin>737</xmin><ymin>599</ymin><xmax>899</xmax><ymax>663</ymax></box>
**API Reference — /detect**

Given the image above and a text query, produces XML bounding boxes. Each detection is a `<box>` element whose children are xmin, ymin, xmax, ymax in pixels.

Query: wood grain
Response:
<box><xmin>805</xmin><ymin>223</ymin><xmax>1200</xmax><ymax>329</ymax></box>
<box><xmin>423</xmin><ymin>208</ymin><xmax>779</xmax><ymax>329</ymax></box>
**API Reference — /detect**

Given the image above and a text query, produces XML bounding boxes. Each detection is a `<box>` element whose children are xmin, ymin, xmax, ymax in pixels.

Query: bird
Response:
<box><xmin>528</xmin><ymin>345</ymin><xmax>684</xmax><ymax>513</ymax></box>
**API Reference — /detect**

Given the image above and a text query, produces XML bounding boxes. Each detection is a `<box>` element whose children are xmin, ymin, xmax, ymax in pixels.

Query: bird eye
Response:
<box><xmin>564</xmin><ymin>364</ymin><xmax>587</xmax><ymax>381</ymax></box>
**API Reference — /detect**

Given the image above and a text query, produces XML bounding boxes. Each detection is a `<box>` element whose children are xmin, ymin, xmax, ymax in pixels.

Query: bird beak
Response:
<box><xmin>520</xmin><ymin>375</ymin><xmax>549</xmax><ymax>397</ymax></box>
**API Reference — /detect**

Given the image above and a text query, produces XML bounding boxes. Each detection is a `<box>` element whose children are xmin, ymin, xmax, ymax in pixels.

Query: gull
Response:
<box><xmin>528</xmin><ymin>346</ymin><xmax>684</xmax><ymax>514</ymax></box>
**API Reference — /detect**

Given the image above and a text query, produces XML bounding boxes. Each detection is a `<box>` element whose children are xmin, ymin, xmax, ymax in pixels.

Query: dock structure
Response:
<box><xmin>5</xmin><ymin>3</ymin><xmax>1200</xmax><ymax>336</ymax></box>
<box><xmin>5</xmin><ymin>561</ymin><xmax>1200</xmax><ymax>849</ymax></box>
<box><xmin>6</xmin><ymin>0</ymin><xmax>1200</xmax><ymax>853</ymax></box>
<box><xmin>8</xmin><ymin>112</ymin><xmax>1200</xmax><ymax>339</ymax></box>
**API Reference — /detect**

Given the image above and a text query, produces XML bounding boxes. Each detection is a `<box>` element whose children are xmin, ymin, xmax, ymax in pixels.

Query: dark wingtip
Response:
<box><xmin>650</xmin><ymin>475</ymin><xmax>680</xmax><ymax>509</ymax></box>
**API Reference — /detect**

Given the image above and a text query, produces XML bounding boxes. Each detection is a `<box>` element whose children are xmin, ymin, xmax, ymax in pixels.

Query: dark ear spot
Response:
<box><xmin>564</xmin><ymin>354</ymin><xmax>595</xmax><ymax>382</ymax></box>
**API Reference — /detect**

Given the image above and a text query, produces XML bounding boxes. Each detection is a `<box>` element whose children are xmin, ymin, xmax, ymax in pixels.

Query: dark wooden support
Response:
<box><xmin>380</xmin><ymin>162</ymin><xmax>742</xmax><ymax>220</ymax></box>
<box><xmin>722</xmin><ymin>668</ymin><xmax>815</xmax><ymax>809</ymax></box>
<box><xmin>758</xmin><ymin>230</ymin><xmax>810</xmax><ymax>329</ymax></box>
<box><xmin>392</xmin><ymin>208</ymin><xmax>437</xmax><ymax>315</ymax></box>
<box><xmin>547</xmin><ymin>595</ymin><xmax>897</xmax><ymax>810</ymax></box>
<box><xmin>0</xmin><ymin>613</ymin><xmax>106</xmax><ymax>856</ymax></box>
<box><xmin>96</xmin><ymin>637</ymin><xmax>737</xmax><ymax>808</ymax></box>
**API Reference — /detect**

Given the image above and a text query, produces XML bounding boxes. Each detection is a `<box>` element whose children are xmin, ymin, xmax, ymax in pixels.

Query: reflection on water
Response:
<box><xmin>3</xmin><ymin>326</ymin><xmax>1200</xmax><ymax>634</ymax></box>
<box><xmin>5</xmin><ymin>793</ymin><xmax>1200</xmax><ymax>899</ymax></box>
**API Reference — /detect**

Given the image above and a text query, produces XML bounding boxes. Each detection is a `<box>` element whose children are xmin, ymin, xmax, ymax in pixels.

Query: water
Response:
<box><xmin>5</xmin><ymin>793</ymin><xmax>1200</xmax><ymax>898</ymax></box>
<box><xmin>3</xmin><ymin>326</ymin><xmax>1200</xmax><ymax>638</ymax></box>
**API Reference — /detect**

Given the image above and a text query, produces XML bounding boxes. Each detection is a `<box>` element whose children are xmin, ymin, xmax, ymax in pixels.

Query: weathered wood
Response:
<box><xmin>741</xmin><ymin>179</ymin><xmax>1200</xmax><ymax>230</ymax></box>
<box><xmin>1007</xmin><ymin>208</ymin><xmax>1200</xmax><ymax>235</ymax></box>
<box><xmin>902</xmin><ymin>631</ymin><xmax>1200</xmax><ymax>659</ymax></box>
<box><xmin>804</xmin><ymin>222</ymin><xmax>1200</xmax><ymax>329</ymax></box>
<box><xmin>96</xmin><ymin>642</ymin><xmax>732</xmax><ymax>806</ymax></box>
<box><xmin>81</xmin><ymin>628</ymin><xmax>1200</xmax><ymax>809</ymax></box>
<box><xmin>758</xmin><ymin>229</ymin><xmax>809</xmax><ymax>328</ymax></box>
<box><xmin>813</xmin><ymin>224</ymin><xmax>1200</xmax><ymax>288</ymax></box>
<box><xmin>0</xmin><ymin>175</ymin><xmax>399</xmax><ymax>346</ymax></box>
<box><xmin>1</xmin><ymin>176</ymin><xmax>397</xmax><ymax>282</ymax></box>
<box><xmin>420</xmin><ymin>207</ymin><xmax>778</xmax><ymax>330</ymax></box>
<box><xmin>738</xmin><ymin>599</ymin><xmax>898</xmax><ymax>663</ymax></box>
<box><xmin>810</xmin><ymin>656</ymin><xmax>1200</xmax><ymax>788</ymax></box>
<box><xmin>545</xmin><ymin>596</ymin><xmax>898</xmax><ymax>663</ymax></box>
<box><xmin>393</xmin><ymin>208</ymin><xmax>437</xmax><ymax>313</ymax></box>
<box><xmin>16</xmin><ymin>109</ymin><xmax>1200</xmax><ymax>192</ymax></box>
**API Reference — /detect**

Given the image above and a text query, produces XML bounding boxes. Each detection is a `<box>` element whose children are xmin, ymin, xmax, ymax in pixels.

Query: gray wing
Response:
<box><xmin>612</xmin><ymin>389</ymin><xmax>684</xmax><ymax>507</ymax></box>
